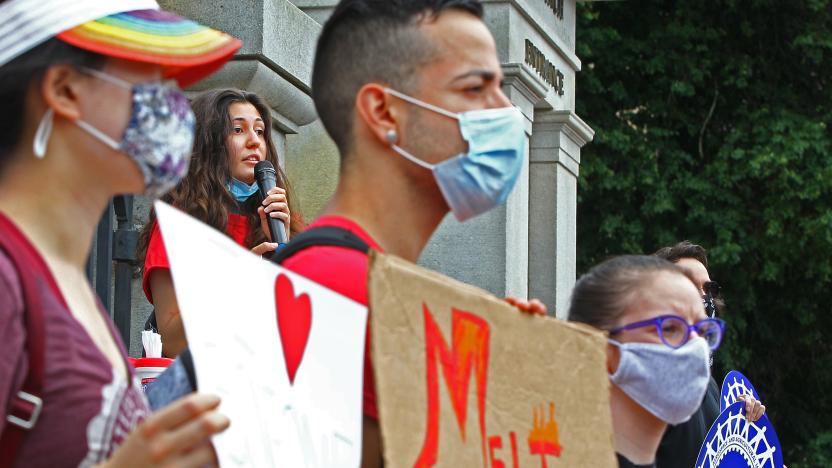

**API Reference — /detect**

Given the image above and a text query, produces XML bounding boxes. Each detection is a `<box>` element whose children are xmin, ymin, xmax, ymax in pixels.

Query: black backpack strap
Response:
<box><xmin>179</xmin><ymin>347</ymin><xmax>198</xmax><ymax>390</ymax></box>
<box><xmin>268</xmin><ymin>226</ymin><xmax>370</xmax><ymax>265</ymax></box>
<box><xmin>144</xmin><ymin>310</ymin><xmax>158</xmax><ymax>333</ymax></box>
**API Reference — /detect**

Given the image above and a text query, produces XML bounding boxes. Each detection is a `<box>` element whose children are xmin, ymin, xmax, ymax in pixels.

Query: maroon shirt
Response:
<box><xmin>0</xmin><ymin>213</ymin><xmax>149</xmax><ymax>467</ymax></box>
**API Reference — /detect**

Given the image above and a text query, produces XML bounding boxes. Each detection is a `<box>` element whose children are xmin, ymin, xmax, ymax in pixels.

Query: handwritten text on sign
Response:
<box><xmin>369</xmin><ymin>253</ymin><xmax>616</xmax><ymax>467</ymax></box>
<box><xmin>414</xmin><ymin>305</ymin><xmax>563</xmax><ymax>468</ymax></box>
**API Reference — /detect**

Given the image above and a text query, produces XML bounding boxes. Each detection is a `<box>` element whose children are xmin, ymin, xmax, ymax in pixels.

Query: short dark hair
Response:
<box><xmin>0</xmin><ymin>39</ymin><xmax>105</xmax><ymax>174</ymax></box>
<box><xmin>311</xmin><ymin>0</ymin><xmax>484</xmax><ymax>155</ymax></box>
<box><xmin>654</xmin><ymin>240</ymin><xmax>725</xmax><ymax>313</ymax></box>
<box><xmin>653</xmin><ymin>240</ymin><xmax>709</xmax><ymax>268</ymax></box>
<box><xmin>568</xmin><ymin>255</ymin><xmax>694</xmax><ymax>331</ymax></box>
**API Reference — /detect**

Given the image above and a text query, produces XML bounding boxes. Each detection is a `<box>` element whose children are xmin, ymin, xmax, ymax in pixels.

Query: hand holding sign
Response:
<box><xmin>721</xmin><ymin>370</ymin><xmax>765</xmax><ymax>422</ymax></box>
<box><xmin>736</xmin><ymin>394</ymin><xmax>766</xmax><ymax>423</ymax></box>
<box><xmin>503</xmin><ymin>296</ymin><xmax>548</xmax><ymax>316</ymax></box>
<box><xmin>699</xmin><ymin>371</ymin><xmax>782</xmax><ymax>468</ymax></box>
<box><xmin>696</xmin><ymin>402</ymin><xmax>783</xmax><ymax>468</ymax></box>
<box><xmin>104</xmin><ymin>393</ymin><xmax>229</xmax><ymax>468</ymax></box>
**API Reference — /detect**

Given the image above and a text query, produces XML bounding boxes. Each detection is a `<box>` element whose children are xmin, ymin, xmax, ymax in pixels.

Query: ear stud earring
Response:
<box><xmin>385</xmin><ymin>129</ymin><xmax>398</xmax><ymax>143</ymax></box>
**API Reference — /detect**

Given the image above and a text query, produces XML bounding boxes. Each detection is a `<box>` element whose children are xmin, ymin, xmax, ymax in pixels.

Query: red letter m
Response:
<box><xmin>414</xmin><ymin>304</ymin><xmax>490</xmax><ymax>467</ymax></box>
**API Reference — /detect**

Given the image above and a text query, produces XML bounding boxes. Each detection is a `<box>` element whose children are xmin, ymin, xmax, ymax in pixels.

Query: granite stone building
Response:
<box><xmin>108</xmin><ymin>0</ymin><xmax>594</xmax><ymax>355</ymax></box>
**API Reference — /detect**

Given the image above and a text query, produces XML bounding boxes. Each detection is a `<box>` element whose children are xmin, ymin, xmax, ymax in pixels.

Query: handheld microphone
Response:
<box><xmin>254</xmin><ymin>161</ymin><xmax>289</xmax><ymax>251</ymax></box>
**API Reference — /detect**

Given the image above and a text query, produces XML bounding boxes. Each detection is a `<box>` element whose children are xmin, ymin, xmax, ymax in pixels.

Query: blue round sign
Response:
<box><xmin>721</xmin><ymin>370</ymin><xmax>761</xmax><ymax>412</ymax></box>
<box><xmin>696</xmin><ymin>402</ymin><xmax>783</xmax><ymax>468</ymax></box>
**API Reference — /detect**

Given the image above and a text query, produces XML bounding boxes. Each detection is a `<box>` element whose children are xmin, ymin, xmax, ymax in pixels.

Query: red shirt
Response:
<box><xmin>281</xmin><ymin>215</ymin><xmax>382</xmax><ymax>419</ymax></box>
<box><xmin>143</xmin><ymin>213</ymin><xmax>250</xmax><ymax>303</ymax></box>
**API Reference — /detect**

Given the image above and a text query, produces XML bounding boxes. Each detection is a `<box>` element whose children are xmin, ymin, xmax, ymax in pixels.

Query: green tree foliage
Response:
<box><xmin>575</xmin><ymin>1</ymin><xmax>832</xmax><ymax>463</ymax></box>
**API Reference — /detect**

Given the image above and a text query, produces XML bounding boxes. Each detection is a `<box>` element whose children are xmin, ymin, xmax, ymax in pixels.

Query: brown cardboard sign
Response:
<box><xmin>369</xmin><ymin>252</ymin><xmax>616</xmax><ymax>468</ymax></box>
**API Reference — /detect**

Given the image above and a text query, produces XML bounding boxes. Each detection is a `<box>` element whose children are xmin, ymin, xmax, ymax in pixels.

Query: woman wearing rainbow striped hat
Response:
<box><xmin>0</xmin><ymin>1</ymin><xmax>241</xmax><ymax>466</ymax></box>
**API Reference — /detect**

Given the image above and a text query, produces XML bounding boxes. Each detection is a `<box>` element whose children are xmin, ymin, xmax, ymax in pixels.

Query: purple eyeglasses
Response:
<box><xmin>609</xmin><ymin>315</ymin><xmax>726</xmax><ymax>350</ymax></box>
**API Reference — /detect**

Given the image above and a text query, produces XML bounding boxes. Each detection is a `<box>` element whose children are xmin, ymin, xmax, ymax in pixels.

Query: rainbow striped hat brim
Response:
<box><xmin>0</xmin><ymin>0</ymin><xmax>241</xmax><ymax>87</ymax></box>
<box><xmin>58</xmin><ymin>9</ymin><xmax>241</xmax><ymax>87</ymax></box>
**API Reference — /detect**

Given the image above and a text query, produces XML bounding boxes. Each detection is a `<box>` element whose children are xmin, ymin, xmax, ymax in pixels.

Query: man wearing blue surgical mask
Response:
<box><xmin>277</xmin><ymin>1</ymin><xmax>544</xmax><ymax>467</ymax></box>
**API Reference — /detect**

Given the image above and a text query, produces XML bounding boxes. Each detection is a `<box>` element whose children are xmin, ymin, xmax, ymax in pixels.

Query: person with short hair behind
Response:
<box><xmin>0</xmin><ymin>1</ymin><xmax>240</xmax><ymax>466</ymax></box>
<box><xmin>568</xmin><ymin>255</ymin><xmax>722</xmax><ymax>468</ymax></box>
<box><xmin>654</xmin><ymin>241</ymin><xmax>723</xmax><ymax>317</ymax></box>
<box><xmin>653</xmin><ymin>241</ymin><xmax>765</xmax><ymax>468</ymax></box>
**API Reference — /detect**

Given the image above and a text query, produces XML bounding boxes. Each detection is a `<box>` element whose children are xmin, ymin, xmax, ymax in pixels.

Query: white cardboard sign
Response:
<box><xmin>155</xmin><ymin>201</ymin><xmax>367</xmax><ymax>467</ymax></box>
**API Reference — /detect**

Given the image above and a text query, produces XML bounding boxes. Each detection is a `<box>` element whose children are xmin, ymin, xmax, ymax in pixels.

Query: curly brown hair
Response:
<box><xmin>138</xmin><ymin>88</ymin><xmax>304</xmax><ymax>263</ymax></box>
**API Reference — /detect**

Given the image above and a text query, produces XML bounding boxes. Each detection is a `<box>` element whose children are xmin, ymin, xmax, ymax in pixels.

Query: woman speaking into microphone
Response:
<box><xmin>139</xmin><ymin>88</ymin><xmax>305</xmax><ymax>358</ymax></box>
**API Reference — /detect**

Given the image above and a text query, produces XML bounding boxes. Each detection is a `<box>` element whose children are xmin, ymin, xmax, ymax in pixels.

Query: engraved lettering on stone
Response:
<box><xmin>544</xmin><ymin>0</ymin><xmax>564</xmax><ymax>20</ymax></box>
<box><xmin>524</xmin><ymin>39</ymin><xmax>565</xmax><ymax>96</ymax></box>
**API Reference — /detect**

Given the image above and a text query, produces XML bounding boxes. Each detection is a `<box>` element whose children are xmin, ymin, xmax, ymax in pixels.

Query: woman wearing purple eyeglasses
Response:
<box><xmin>568</xmin><ymin>255</ymin><xmax>724</xmax><ymax>468</ymax></box>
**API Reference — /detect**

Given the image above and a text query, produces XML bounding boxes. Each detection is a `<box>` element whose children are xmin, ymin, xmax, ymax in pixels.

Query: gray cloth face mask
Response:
<box><xmin>609</xmin><ymin>337</ymin><xmax>711</xmax><ymax>425</ymax></box>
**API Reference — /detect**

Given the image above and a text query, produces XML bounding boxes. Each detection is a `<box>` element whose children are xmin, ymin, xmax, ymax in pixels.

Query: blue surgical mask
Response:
<box><xmin>385</xmin><ymin>88</ymin><xmax>526</xmax><ymax>222</ymax></box>
<box><xmin>226</xmin><ymin>178</ymin><xmax>259</xmax><ymax>202</ymax></box>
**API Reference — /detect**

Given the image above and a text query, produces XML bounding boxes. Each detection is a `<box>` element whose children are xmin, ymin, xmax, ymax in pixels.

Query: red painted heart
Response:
<box><xmin>274</xmin><ymin>273</ymin><xmax>312</xmax><ymax>384</ymax></box>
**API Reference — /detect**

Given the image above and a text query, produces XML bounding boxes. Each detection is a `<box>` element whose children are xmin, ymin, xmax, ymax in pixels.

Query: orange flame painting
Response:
<box><xmin>528</xmin><ymin>402</ymin><xmax>562</xmax><ymax>467</ymax></box>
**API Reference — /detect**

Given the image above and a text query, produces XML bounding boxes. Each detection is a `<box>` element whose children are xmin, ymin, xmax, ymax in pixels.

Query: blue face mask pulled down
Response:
<box><xmin>226</xmin><ymin>178</ymin><xmax>259</xmax><ymax>202</ymax></box>
<box><xmin>385</xmin><ymin>88</ymin><xmax>526</xmax><ymax>222</ymax></box>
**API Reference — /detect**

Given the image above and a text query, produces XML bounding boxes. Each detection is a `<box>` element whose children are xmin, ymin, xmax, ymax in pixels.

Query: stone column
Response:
<box><xmin>159</xmin><ymin>0</ymin><xmax>320</xmax><ymax>136</ymax></box>
<box><xmin>528</xmin><ymin>111</ymin><xmax>593</xmax><ymax>318</ymax></box>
